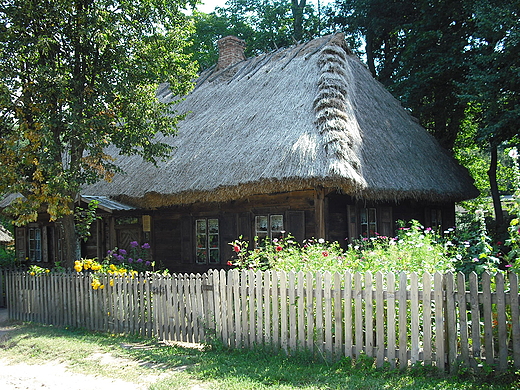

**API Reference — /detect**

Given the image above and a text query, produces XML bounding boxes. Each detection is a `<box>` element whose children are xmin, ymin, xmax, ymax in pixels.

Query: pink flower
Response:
<box><xmin>233</xmin><ymin>245</ymin><xmax>240</xmax><ymax>253</ymax></box>
<box><xmin>276</xmin><ymin>246</ymin><xmax>283</xmax><ymax>252</ymax></box>
<box><xmin>227</xmin><ymin>261</ymin><xmax>233</xmax><ymax>266</ymax></box>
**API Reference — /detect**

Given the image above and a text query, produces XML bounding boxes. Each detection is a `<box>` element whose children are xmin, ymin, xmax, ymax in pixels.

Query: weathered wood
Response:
<box><xmin>375</xmin><ymin>271</ymin><xmax>384</xmax><ymax>367</ymax></box>
<box><xmin>434</xmin><ymin>272</ymin><xmax>445</xmax><ymax>371</ymax></box>
<box><xmin>344</xmin><ymin>271</ymin><xmax>353</xmax><ymax>358</ymax></box>
<box><xmin>7</xmin><ymin>269</ymin><xmax>520</xmax><ymax>373</ymax></box>
<box><xmin>457</xmin><ymin>272</ymin><xmax>469</xmax><ymax>368</ymax></box>
<box><xmin>288</xmin><ymin>270</ymin><xmax>297</xmax><ymax>351</ymax></box>
<box><xmin>365</xmin><ymin>272</ymin><xmax>374</xmax><ymax>358</ymax></box>
<box><xmin>510</xmin><ymin>273</ymin><xmax>520</xmax><ymax>369</ymax></box>
<box><xmin>279</xmin><ymin>270</ymin><xmax>288</xmax><ymax>353</ymax></box>
<box><xmin>410</xmin><ymin>272</ymin><xmax>419</xmax><ymax>365</ymax></box>
<box><xmin>315</xmin><ymin>271</ymin><xmax>323</xmax><ymax>355</ymax></box>
<box><xmin>387</xmin><ymin>272</ymin><xmax>396</xmax><ymax>369</ymax></box>
<box><xmin>398</xmin><ymin>272</ymin><xmax>408</xmax><ymax>369</ymax></box>
<box><xmin>354</xmin><ymin>272</ymin><xmax>363</xmax><ymax>358</ymax></box>
<box><xmin>333</xmin><ymin>272</ymin><xmax>342</xmax><ymax>359</ymax></box>
<box><xmin>468</xmin><ymin>272</ymin><xmax>480</xmax><ymax>369</ymax></box>
<box><xmin>481</xmin><ymin>272</ymin><xmax>494</xmax><ymax>366</ymax></box>
<box><xmin>495</xmin><ymin>273</ymin><xmax>507</xmax><ymax>371</ymax></box>
<box><xmin>422</xmin><ymin>272</ymin><xmax>432</xmax><ymax>366</ymax></box>
<box><xmin>324</xmin><ymin>271</ymin><xmax>333</xmax><ymax>360</ymax></box>
<box><xmin>446</xmin><ymin>272</ymin><xmax>457</xmax><ymax>371</ymax></box>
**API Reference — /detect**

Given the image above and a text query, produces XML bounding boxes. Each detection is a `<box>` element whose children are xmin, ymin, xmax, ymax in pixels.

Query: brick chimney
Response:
<box><xmin>217</xmin><ymin>36</ymin><xmax>246</xmax><ymax>70</ymax></box>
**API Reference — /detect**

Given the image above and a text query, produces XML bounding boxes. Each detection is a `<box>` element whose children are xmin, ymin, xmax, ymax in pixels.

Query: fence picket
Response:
<box><xmin>446</xmin><ymin>272</ymin><xmax>457</xmax><ymax>370</ymax></box>
<box><xmin>387</xmin><ymin>272</ymin><xmax>396</xmax><ymax>369</ymax></box>
<box><xmin>344</xmin><ymin>271</ymin><xmax>353</xmax><ymax>359</ymax></box>
<box><xmin>481</xmin><ymin>272</ymin><xmax>494</xmax><ymax>366</ymax></box>
<box><xmin>324</xmin><ymin>271</ymin><xmax>333</xmax><ymax>360</ymax></box>
<box><xmin>375</xmin><ymin>271</ymin><xmax>384</xmax><ymax>367</ymax></box>
<box><xmin>410</xmin><ymin>272</ymin><xmax>419</xmax><ymax>365</ymax></box>
<box><xmin>434</xmin><ymin>272</ymin><xmax>445</xmax><ymax>371</ymax></box>
<box><xmin>510</xmin><ymin>273</ymin><xmax>520</xmax><ymax>369</ymax></box>
<box><xmin>398</xmin><ymin>272</ymin><xmax>408</xmax><ymax>370</ymax></box>
<box><xmin>496</xmin><ymin>273</ymin><xmax>508</xmax><ymax>371</ymax></box>
<box><xmin>365</xmin><ymin>272</ymin><xmax>374</xmax><ymax>358</ymax></box>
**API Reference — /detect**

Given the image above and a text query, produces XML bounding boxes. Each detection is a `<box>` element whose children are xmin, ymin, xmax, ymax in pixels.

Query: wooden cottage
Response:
<box><xmin>11</xmin><ymin>34</ymin><xmax>478</xmax><ymax>271</ymax></box>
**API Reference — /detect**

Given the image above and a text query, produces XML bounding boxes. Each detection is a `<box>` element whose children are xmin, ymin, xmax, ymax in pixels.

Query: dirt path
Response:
<box><xmin>0</xmin><ymin>309</ymin><xmax>155</xmax><ymax>389</ymax></box>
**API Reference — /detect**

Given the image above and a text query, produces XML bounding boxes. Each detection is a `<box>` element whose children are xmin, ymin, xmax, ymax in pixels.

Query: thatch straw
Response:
<box><xmin>82</xmin><ymin>33</ymin><xmax>478</xmax><ymax>209</ymax></box>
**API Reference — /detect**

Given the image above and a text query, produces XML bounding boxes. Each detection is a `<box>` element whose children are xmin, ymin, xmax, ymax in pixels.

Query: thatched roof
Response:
<box><xmin>83</xmin><ymin>33</ymin><xmax>478</xmax><ymax>208</ymax></box>
<box><xmin>0</xmin><ymin>226</ymin><xmax>13</xmax><ymax>244</ymax></box>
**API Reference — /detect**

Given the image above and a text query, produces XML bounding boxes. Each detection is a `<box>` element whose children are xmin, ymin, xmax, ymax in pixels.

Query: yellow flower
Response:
<box><xmin>74</xmin><ymin>265</ymin><xmax>83</xmax><ymax>272</ymax></box>
<box><xmin>45</xmin><ymin>269</ymin><xmax>50</xmax><ymax>273</ymax></box>
<box><xmin>109</xmin><ymin>264</ymin><xmax>117</xmax><ymax>271</ymax></box>
<box><xmin>100</xmin><ymin>285</ymin><xmax>105</xmax><ymax>289</ymax></box>
<box><xmin>30</xmin><ymin>272</ymin><xmax>35</xmax><ymax>276</ymax></box>
<box><xmin>109</xmin><ymin>279</ymin><xmax>114</xmax><ymax>287</ymax></box>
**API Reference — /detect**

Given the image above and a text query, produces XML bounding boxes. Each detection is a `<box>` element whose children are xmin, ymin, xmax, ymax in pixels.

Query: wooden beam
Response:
<box><xmin>315</xmin><ymin>187</ymin><xmax>326</xmax><ymax>239</ymax></box>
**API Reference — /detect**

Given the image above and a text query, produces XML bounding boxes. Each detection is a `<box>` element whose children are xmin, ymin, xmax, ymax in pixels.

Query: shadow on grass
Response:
<box><xmin>1</xmin><ymin>322</ymin><xmax>518</xmax><ymax>390</ymax></box>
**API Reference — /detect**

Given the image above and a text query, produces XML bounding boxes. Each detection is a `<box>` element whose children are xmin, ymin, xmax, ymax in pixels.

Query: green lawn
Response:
<box><xmin>0</xmin><ymin>321</ymin><xmax>517</xmax><ymax>390</ymax></box>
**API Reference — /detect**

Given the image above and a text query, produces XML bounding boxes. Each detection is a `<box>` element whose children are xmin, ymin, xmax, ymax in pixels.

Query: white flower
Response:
<box><xmin>318</xmin><ymin>238</ymin><xmax>325</xmax><ymax>244</ymax></box>
<box><xmin>509</xmin><ymin>148</ymin><xmax>518</xmax><ymax>159</ymax></box>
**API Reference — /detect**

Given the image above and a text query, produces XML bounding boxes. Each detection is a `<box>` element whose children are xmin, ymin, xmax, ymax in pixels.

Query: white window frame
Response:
<box><xmin>195</xmin><ymin>218</ymin><xmax>220</xmax><ymax>264</ymax></box>
<box><xmin>255</xmin><ymin>214</ymin><xmax>284</xmax><ymax>242</ymax></box>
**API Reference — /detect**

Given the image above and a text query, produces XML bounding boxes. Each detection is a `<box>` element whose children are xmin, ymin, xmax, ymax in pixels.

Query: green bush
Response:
<box><xmin>0</xmin><ymin>245</ymin><xmax>17</xmax><ymax>269</ymax></box>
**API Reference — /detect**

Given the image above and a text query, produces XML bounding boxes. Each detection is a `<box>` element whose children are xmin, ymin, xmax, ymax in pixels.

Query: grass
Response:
<box><xmin>0</xmin><ymin>320</ymin><xmax>518</xmax><ymax>390</ymax></box>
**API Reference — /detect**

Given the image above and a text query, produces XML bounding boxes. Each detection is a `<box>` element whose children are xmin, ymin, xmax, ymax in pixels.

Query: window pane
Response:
<box><xmin>270</xmin><ymin>215</ymin><xmax>283</xmax><ymax>233</ymax></box>
<box><xmin>209</xmin><ymin>234</ymin><xmax>219</xmax><ymax>248</ymax></box>
<box><xmin>196</xmin><ymin>249</ymin><xmax>207</xmax><ymax>264</ymax></box>
<box><xmin>255</xmin><ymin>216</ymin><xmax>268</xmax><ymax>233</ymax></box>
<box><xmin>209</xmin><ymin>248</ymin><xmax>219</xmax><ymax>264</ymax></box>
<box><xmin>208</xmin><ymin>219</ymin><xmax>219</xmax><ymax>234</ymax></box>
<box><xmin>196</xmin><ymin>220</ymin><xmax>206</xmax><ymax>234</ymax></box>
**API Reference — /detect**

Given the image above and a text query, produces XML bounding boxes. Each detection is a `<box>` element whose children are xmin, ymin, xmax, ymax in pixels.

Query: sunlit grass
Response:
<box><xmin>0</xmin><ymin>321</ymin><xmax>518</xmax><ymax>390</ymax></box>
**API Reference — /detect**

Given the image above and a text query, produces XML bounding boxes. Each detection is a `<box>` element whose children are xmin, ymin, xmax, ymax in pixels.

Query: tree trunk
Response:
<box><xmin>488</xmin><ymin>142</ymin><xmax>504</xmax><ymax>228</ymax></box>
<box><xmin>59</xmin><ymin>211</ymin><xmax>80</xmax><ymax>269</ymax></box>
<box><xmin>291</xmin><ymin>0</ymin><xmax>306</xmax><ymax>42</ymax></box>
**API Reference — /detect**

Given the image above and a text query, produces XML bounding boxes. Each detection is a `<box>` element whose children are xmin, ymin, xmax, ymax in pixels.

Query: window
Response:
<box><xmin>28</xmin><ymin>227</ymin><xmax>42</xmax><ymax>262</ymax></box>
<box><xmin>360</xmin><ymin>208</ymin><xmax>377</xmax><ymax>238</ymax></box>
<box><xmin>255</xmin><ymin>214</ymin><xmax>284</xmax><ymax>242</ymax></box>
<box><xmin>195</xmin><ymin>219</ymin><xmax>219</xmax><ymax>264</ymax></box>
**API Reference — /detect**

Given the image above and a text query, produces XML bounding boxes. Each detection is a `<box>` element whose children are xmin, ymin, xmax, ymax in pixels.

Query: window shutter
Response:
<box><xmin>379</xmin><ymin>207</ymin><xmax>393</xmax><ymax>237</ymax></box>
<box><xmin>15</xmin><ymin>228</ymin><xmax>26</xmax><ymax>262</ymax></box>
<box><xmin>238</xmin><ymin>212</ymin><xmax>252</xmax><ymax>241</ymax></box>
<box><xmin>347</xmin><ymin>205</ymin><xmax>358</xmax><ymax>242</ymax></box>
<box><xmin>286</xmin><ymin>210</ymin><xmax>305</xmax><ymax>243</ymax></box>
<box><xmin>42</xmin><ymin>226</ymin><xmax>49</xmax><ymax>263</ymax></box>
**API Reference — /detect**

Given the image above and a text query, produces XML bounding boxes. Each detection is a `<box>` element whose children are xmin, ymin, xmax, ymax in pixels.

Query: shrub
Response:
<box><xmin>228</xmin><ymin>221</ymin><xmax>455</xmax><ymax>275</ymax></box>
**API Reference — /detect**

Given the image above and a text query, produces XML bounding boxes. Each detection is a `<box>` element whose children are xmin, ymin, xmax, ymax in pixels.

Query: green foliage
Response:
<box><xmin>0</xmin><ymin>245</ymin><xmax>17</xmax><ymax>268</ymax></box>
<box><xmin>0</xmin><ymin>0</ymin><xmax>197</xmax><ymax>226</ymax></box>
<box><xmin>74</xmin><ymin>200</ymin><xmax>101</xmax><ymax>242</ymax></box>
<box><xmin>506</xmin><ymin>148</ymin><xmax>520</xmax><ymax>270</ymax></box>
<box><xmin>187</xmin><ymin>0</ymin><xmax>322</xmax><ymax>70</ymax></box>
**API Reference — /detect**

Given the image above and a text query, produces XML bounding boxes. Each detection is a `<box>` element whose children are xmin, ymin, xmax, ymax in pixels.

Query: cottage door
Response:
<box><xmin>116</xmin><ymin>227</ymin><xmax>141</xmax><ymax>250</ymax></box>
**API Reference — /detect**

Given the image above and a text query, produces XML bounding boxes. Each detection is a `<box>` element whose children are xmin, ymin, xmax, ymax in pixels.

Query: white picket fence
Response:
<box><xmin>5</xmin><ymin>269</ymin><xmax>520</xmax><ymax>372</ymax></box>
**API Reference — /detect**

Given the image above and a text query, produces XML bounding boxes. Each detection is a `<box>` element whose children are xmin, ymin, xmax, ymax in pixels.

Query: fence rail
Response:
<box><xmin>5</xmin><ymin>269</ymin><xmax>520</xmax><ymax>372</ymax></box>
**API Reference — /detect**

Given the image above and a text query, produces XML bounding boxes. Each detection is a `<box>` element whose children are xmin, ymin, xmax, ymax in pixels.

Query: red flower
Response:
<box><xmin>276</xmin><ymin>246</ymin><xmax>283</xmax><ymax>252</ymax></box>
<box><xmin>233</xmin><ymin>245</ymin><xmax>240</xmax><ymax>253</ymax></box>
<box><xmin>497</xmin><ymin>241</ymin><xmax>503</xmax><ymax>246</ymax></box>
<box><xmin>227</xmin><ymin>261</ymin><xmax>233</xmax><ymax>266</ymax></box>
<box><xmin>322</xmin><ymin>251</ymin><xmax>329</xmax><ymax>257</ymax></box>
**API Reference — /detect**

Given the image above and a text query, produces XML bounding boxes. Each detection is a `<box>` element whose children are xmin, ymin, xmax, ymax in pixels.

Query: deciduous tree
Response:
<box><xmin>0</xmin><ymin>0</ymin><xmax>197</xmax><ymax>265</ymax></box>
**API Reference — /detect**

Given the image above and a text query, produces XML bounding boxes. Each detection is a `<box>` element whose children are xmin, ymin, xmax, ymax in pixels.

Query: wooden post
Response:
<box><xmin>314</xmin><ymin>187</ymin><xmax>326</xmax><ymax>239</ymax></box>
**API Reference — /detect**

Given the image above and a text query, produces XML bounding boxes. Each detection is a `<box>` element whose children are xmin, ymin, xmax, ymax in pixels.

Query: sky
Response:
<box><xmin>194</xmin><ymin>0</ymin><xmax>229</xmax><ymax>13</ymax></box>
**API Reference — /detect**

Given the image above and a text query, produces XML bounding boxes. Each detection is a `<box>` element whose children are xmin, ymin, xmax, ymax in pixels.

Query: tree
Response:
<box><xmin>463</xmin><ymin>0</ymin><xmax>520</xmax><ymax>228</ymax></box>
<box><xmin>187</xmin><ymin>0</ymin><xmax>321</xmax><ymax>69</ymax></box>
<box><xmin>0</xmin><ymin>0</ymin><xmax>197</xmax><ymax>266</ymax></box>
